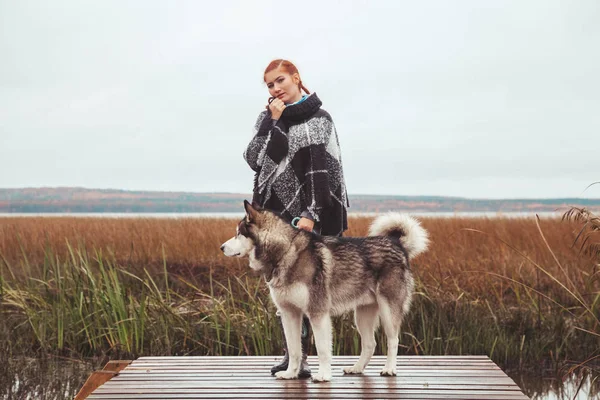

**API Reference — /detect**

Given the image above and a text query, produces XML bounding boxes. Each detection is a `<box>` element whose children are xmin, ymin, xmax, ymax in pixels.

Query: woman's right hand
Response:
<box><xmin>268</xmin><ymin>97</ymin><xmax>286</xmax><ymax>120</ymax></box>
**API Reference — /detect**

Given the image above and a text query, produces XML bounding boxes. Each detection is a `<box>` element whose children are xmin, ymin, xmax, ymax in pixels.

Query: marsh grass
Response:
<box><xmin>0</xmin><ymin>214</ymin><xmax>598</xmax><ymax>376</ymax></box>
<box><xmin>563</xmin><ymin>207</ymin><xmax>600</xmax><ymax>259</ymax></box>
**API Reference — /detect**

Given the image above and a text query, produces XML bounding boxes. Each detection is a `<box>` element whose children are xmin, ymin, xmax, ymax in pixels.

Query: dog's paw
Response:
<box><xmin>312</xmin><ymin>372</ymin><xmax>331</xmax><ymax>382</ymax></box>
<box><xmin>275</xmin><ymin>370</ymin><xmax>298</xmax><ymax>380</ymax></box>
<box><xmin>380</xmin><ymin>368</ymin><xmax>397</xmax><ymax>376</ymax></box>
<box><xmin>343</xmin><ymin>365</ymin><xmax>364</xmax><ymax>374</ymax></box>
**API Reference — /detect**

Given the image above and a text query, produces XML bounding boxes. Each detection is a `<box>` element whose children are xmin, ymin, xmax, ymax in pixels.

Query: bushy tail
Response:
<box><xmin>368</xmin><ymin>213</ymin><xmax>429</xmax><ymax>259</ymax></box>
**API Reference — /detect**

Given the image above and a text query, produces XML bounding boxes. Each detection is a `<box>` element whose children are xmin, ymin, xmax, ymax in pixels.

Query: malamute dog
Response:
<box><xmin>221</xmin><ymin>201</ymin><xmax>429</xmax><ymax>382</ymax></box>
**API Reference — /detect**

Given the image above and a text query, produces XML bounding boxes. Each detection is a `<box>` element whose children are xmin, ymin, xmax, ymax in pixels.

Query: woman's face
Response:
<box><xmin>264</xmin><ymin>68</ymin><xmax>302</xmax><ymax>104</ymax></box>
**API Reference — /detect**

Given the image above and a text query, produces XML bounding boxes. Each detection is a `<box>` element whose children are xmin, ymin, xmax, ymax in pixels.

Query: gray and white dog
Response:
<box><xmin>221</xmin><ymin>201</ymin><xmax>429</xmax><ymax>382</ymax></box>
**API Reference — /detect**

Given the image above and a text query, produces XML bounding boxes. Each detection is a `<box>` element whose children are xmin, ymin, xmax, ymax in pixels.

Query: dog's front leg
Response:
<box><xmin>275</xmin><ymin>309</ymin><xmax>303</xmax><ymax>380</ymax></box>
<box><xmin>309</xmin><ymin>314</ymin><xmax>332</xmax><ymax>382</ymax></box>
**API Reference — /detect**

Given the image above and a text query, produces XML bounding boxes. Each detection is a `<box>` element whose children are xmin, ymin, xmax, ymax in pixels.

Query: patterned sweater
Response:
<box><xmin>244</xmin><ymin>93</ymin><xmax>349</xmax><ymax>235</ymax></box>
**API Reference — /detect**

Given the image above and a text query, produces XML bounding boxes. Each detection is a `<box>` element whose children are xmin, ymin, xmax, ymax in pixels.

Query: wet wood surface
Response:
<box><xmin>85</xmin><ymin>355</ymin><xmax>529</xmax><ymax>399</ymax></box>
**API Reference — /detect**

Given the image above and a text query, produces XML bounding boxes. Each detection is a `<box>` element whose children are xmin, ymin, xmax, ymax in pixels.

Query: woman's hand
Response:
<box><xmin>269</xmin><ymin>97</ymin><xmax>286</xmax><ymax>120</ymax></box>
<box><xmin>297</xmin><ymin>217</ymin><xmax>315</xmax><ymax>232</ymax></box>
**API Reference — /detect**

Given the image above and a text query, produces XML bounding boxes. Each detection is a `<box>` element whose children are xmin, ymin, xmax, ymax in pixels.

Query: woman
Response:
<box><xmin>244</xmin><ymin>59</ymin><xmax>349</xmax><ymax>377</ymax></box>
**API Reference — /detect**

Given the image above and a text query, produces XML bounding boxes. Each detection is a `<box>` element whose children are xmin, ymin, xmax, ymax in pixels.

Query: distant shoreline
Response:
<box><xmin>2</xmin><ymin>187</ymin><xmax>599</xmax><ymax>214</ymax></box>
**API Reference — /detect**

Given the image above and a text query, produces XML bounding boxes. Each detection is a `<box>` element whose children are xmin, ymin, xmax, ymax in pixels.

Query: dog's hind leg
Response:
<box><xmin>275</xmin><ymin>309</ymin><xmax>303</xmax><ymax>380</ymax></box>
<box><xmin>343</xmin><ymin>303</ymin><xmax>379</xmax><ymax>374</ymax></box>
<box><xmin>378</xmin><ymin>298</ymin><xmax>402</xmax><ymax>376</ymax></box>
<box><xmin>309</xmin><ymin>313</ymin><xmax>333</xmax><ymax>382</ymax></box>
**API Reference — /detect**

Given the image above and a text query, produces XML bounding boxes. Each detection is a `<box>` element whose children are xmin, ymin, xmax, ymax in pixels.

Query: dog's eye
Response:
<box><xmin>239</xmin><ymin>221</ymin><xmax>251</xmax><ymax>236</ymax></box>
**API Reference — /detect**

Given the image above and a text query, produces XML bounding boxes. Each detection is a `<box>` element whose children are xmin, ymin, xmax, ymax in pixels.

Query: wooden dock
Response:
<box><xmin>78</xmin><ymin>355</ymin><xmax>529</xmax><ymax>399</ymax></box>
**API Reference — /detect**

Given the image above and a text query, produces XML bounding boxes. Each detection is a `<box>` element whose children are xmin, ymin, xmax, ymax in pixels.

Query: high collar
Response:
<box><xmin>285</xmin><ymin>94</ymin><xmax>308</xmax><ymax>106</ymax></box>
<box><xmin>280</xmin><ymin>93</ymin><xmax>322</xmax><ymax>122</ymax></box>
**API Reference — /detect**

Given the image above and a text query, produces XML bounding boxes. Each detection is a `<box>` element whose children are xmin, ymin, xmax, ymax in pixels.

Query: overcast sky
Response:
<box><xmin>1</xmin><ymin>0</ymin><xmax>599</xmax><ymax>199</ymax></box>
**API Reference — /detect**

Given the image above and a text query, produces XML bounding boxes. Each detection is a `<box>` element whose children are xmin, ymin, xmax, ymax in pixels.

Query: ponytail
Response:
<box><xmin>300</xmin><ymin>81</ymin><xmax>310</xmax><ymax>94</ymax></box>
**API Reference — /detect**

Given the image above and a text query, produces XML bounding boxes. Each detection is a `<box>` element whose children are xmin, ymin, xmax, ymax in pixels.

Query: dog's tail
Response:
<box><xmin>368</xmin><ymin>213</ymin><xmax>429</xmax><ymax>259</ymax></box>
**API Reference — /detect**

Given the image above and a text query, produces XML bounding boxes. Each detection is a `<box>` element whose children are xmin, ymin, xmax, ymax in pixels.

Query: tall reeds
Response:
<box><xmin>0</xmin><ymin>214</ymin><xmax>598</xmax><ymax>373</ymax></box>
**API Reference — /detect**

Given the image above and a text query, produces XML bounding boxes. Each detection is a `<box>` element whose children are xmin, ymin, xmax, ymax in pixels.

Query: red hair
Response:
<box><xmin>264</xmin><ymin>59</ymin><xmax>310</xmax><ymax>94</ymax></box>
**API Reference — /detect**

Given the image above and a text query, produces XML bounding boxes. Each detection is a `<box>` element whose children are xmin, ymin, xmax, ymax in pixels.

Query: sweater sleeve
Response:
<box><xmin>243</xmin><ymin>112</ymin><xmax>271</xmax><ymax>172</ymax></box>
<box><xmin>243</xmin><ymin>112</ymin><xmax>289</xmax><ymax>172</ymax></box>
<box><xmin>303</xmin><ymin>120</ymin><xmax>334</xmax><ymax>222</ymax></box>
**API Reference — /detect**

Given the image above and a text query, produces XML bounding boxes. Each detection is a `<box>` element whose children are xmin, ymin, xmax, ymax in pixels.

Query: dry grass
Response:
<box><xmin>0</xmin><ymin>215</ymin><xmax>596</xmax><ymax>304</ymax></box>
<box><xmin>0</xmin><ymin>214</ymin><xmax>598</xmax><ymax>373</ymax></box>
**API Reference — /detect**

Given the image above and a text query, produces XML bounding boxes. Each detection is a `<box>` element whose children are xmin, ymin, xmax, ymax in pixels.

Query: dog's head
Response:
<box><xmin>220</xmin><ymin>200</ymin><xmax>293</xmax><ymax>261</ymax></box>
<box><xmin>220</xmin><ymin>200</ymin><xmax>275</xmax><ymax>256</ymax></box>
<box><xmin>220</xmin><ymin>201</ymin><xmax>259</xmax><ymax>257</ymax></box>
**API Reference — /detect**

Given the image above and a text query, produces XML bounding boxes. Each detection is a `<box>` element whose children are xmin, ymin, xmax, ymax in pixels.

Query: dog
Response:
<box><xmin>220</xmin><ymin>201</ymin><xmax>429</xmax><ymax>382</ymax></box>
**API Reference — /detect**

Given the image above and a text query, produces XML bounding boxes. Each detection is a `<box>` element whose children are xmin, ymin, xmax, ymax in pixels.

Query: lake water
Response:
<box><xmin>0</xmin><ymin>358</ymin><xmax>597</xmax><ymax>399</ymax></box>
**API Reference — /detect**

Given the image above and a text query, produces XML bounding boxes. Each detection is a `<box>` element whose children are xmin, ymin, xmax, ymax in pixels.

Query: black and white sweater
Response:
<box><xmin>244</xmin><ymin>93</ymin><xmax>349</xmax><ymax>236</ymax></box>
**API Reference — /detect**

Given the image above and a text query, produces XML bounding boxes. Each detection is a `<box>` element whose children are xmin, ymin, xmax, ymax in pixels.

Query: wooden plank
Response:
<box><xmin>89</xmin><ymin>389</ymin><xmax>528</xmax><ymax>399</ymax></box>
<box><xmin>115</xmin><ymin>374</ymin><xmax>510</xmax><ymax>379</ymax></box>
<box><xmin>88</xmin><ymin>393</ymin><xmax>528</xmax><ymax>400</ymax></box>
<box><xmin>129</xmin><ymin>361</ymin><xmax>497</xmax><ymax>366</ymax></box>
<box><xmin>122</xmin><ymin>361</ymin><xmax>502</xmax><ymax>373</ymax></box>
<box><xmin>109</xmin><ymin>377</ymin><xmax>518</xmax><ymax>385</ymax></box>
<box><xmin>96</xmin><ymin>383</ymin><xmax>521</xmax><ymax>390</ymax></box>
<box><xmin>121</xmin><ymin>367</ymin><xmax>502</xmax><ymax>373</ymax></box>
<box><xmin>125</xmin><ymin>363</ymin><xmax>500</xmax><ymax>368</ymax></box>
<box><xmin>127</xmin><ymin>357</ymin><xmax>500</xmax><ymax>368</ymax></box>
<box><xmin>118</xmin><ymin>370</ymin><xmax>509</xmax><ymax>377</ymax></box>
<box><xmin>137</xmin><ymin>355</ymin><xmax>493</xmax><ymax>360</ymax></box>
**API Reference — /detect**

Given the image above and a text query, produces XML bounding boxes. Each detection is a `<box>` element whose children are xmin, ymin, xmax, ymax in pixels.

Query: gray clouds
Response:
<box><xmin>1</xmin><ymin>0</ymin><xmax>599</xmax><ymax>198</ymax></box>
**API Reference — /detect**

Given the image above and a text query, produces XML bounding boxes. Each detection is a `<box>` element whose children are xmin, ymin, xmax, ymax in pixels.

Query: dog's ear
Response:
<box><xmin>244</xmin><ymin>200</ymin><xmax>259</xmax><ymax>222</ymax></box>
